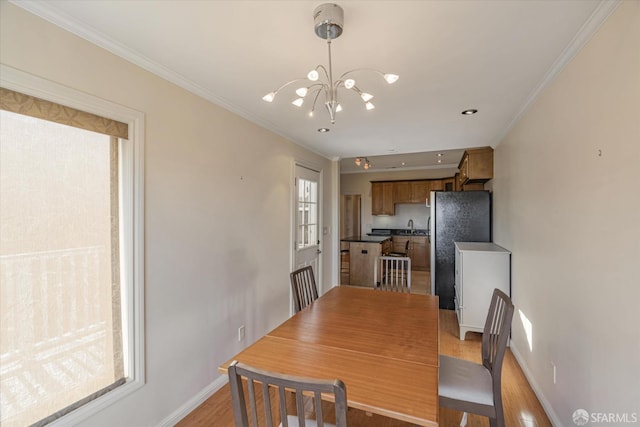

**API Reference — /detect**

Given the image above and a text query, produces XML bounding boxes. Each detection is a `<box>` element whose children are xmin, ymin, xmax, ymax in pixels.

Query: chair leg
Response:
<box><xmin>460</xmin><ymin>412</ymin><xmax>468</xmax><ymax>427</ymax></box>
<box><xmin>492</xmin><ymin>396</ymin><xmax>505</xmax><ymax>427</ymax></box>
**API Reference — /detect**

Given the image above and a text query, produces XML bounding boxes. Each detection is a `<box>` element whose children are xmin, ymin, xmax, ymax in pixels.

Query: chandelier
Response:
<box><xmin>262</xmin><ymin>3</ymin><xmax>399</xmax><ymax>125</ymax></box>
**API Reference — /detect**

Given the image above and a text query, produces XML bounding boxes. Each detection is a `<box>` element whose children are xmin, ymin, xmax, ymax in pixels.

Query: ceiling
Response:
<box><xmin>16</xmin><ymin>0</ymin><xmax>611</xmax><ymax>171</ymax></box>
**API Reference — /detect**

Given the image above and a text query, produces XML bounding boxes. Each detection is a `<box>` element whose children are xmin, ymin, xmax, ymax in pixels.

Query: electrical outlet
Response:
<box><xmin>238</xmin><ymin>325</ymin><xmax>245</xmax><ymax>342</ymax></box>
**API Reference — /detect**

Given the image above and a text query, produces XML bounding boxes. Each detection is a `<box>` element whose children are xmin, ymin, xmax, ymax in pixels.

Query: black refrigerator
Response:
<box><xmin>429</xmin><ymin>191</ymin><xmax>491</xmax><ymax>309</ymax></box>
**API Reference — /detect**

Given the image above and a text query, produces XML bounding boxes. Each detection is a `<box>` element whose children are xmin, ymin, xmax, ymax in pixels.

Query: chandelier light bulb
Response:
<box><xmin>384</xmin><ymin>74</ymin><xmax>399</xmax><ymax>84</ymax></box>
<box><xmin>336</xmin><ymin>104</ymin><xmax>343</xmax><ymax>113</ymax></box>
<box><xmin>344</xmin><ymin>79</ymin><xmax>355</xmax><ymax>89</ymax></box>
<box><xmin>360</xmin><ymin>92</ymin><xmax>373</xmax><ymax>102</ymax></box>
<box><xmin>296</xmin><ymin>87</ymin><xmax>309</xmax><ymax>97</ymax></box>
<box><xmin>262</xmin><ymin>92</ymin><xmax>275</xmax><ymax>102</ymax></box>
<box><xmin>365</xmin><ymin>102</ymin><xmax>375</xmax><ymax>111</ymax></box>
<box><xmin>355</xmin><ymin>157</ymin><xmax>362</xmax><ymax>166</ymax></box>
<box><xmin>308</xmin><ymin>110</ymin><xmax>314</xmax><ymax>117</ymax></box>
<box><xmin>292</xmin><ymin>98</ymin><xmax>304</xmax><ymax>107</ymax></box>
<box><xmin>307</xmin><ymin>69</ymin><xmax>319</xmax><ymax>81</ymax></box>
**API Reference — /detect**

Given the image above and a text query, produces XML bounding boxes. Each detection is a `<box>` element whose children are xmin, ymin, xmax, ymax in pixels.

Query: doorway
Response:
<box><xmin>292</xmin><ymin>164</ymin><xmax>321</xmax><ymax>289</ymax></box>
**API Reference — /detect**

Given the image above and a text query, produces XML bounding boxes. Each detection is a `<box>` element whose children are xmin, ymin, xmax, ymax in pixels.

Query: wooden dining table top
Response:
<box><xmin>220</xmin><ymin>286</ymin><xmax>440</xmax><ymax>426</ymax></box>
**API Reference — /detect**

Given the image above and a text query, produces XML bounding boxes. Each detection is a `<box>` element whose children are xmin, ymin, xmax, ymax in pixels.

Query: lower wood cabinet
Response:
<box><xmin>391</xmin><ymin>236</ymin><xmax>429</xmax><ymax>271</ymax></box>
<box><xmin>411</xmin><ymin>236</ymin><xmax>429</xmax><ymax>270</ymax></box>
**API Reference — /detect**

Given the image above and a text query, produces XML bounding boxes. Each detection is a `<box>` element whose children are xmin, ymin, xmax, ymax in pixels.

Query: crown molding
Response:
<box><xmin>7</xmin><ymin>0</ymin><xmax>337</xmax><ymax>160</ymax></box>
<box><xmin>496</xmin><ymin>0</ymin><xmax>622</xmax><ymax>145</ymax></box>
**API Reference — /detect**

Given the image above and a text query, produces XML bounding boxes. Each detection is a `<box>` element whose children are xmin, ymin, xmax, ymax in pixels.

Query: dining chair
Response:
<box><xmin>228</xmin><ymin>360</ymin><xmax>348</xmax><ymax>427</ymax></box>
<box><xmin>290</xmin><ymin>266</ymin><xmax>319</xmax><ymax>313</ymax></box>
<box><xmin>438</xmin><ymin>288</ymin><xmax>514</xmax><ymax>427</ymax></box>
<box><xmin>373</xmin><ymin>256</ymin><xmax>411</xmax><ymax>293</ymax></box>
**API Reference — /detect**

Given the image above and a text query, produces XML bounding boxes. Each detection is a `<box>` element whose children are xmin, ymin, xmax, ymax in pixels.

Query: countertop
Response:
<box><xmin>367</xmin><ymin>228</ymin><xmax>429</xmax><ymax>237</ymax></box>
<box><xmin>454</xmin><ymin>242</ymin><xmax>510</xmax><ymax>253</ymax></box>
<box><xmin>340</xmin><ymin>235</ymin><xmax>392</xmax><ymax>243</ymax></box>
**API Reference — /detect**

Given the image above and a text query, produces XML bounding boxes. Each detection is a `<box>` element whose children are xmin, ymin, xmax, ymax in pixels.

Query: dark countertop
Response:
<box><xmin>367</xmin><ymin>228</ymin><xmax>430</xmax><ymax>237</ymax></box>
<box><xmin>340</xmin><ymin>235</ymin><xmax>392</xmax><ymax>243</ymax></box>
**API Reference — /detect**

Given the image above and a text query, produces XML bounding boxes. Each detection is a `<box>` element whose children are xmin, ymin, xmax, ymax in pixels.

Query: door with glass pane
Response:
<box><xmin>293</xmin><ymin>164</ymin><xmax>321</xmax><ymax>291</ymax></box>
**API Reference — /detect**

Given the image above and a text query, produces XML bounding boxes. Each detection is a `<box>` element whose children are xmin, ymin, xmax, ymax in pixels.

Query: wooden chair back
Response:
<box><xmin>373</xmin><ymin>256</ymin><xmax>411</xmax><ymax>293</ymax></box>
<box><xmin>482</xmin><ymin>288</ymin><xmax>515</xmax><ymax>393</ymax></box>
<box><xmin>290</xmin><ymin>266</ymin><xmax>319</xmax><ymax>313</ymax></box>
<box><xmin>228</xmin><ymin>361</ymin><xmax>348</xmax><ymax>427</ymax></box>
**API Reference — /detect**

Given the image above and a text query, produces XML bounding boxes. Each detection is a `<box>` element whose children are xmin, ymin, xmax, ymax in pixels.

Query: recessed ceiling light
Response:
<box><xmin>461</xmin><ymin>109</ymin><xmax>478</xmax><ymax>115</ymax></box>
<box><xmin>401</xmin><ymin>162</ymin><xmax>406</xmax><ymax>166</ymax></box>
<box><xmin>437</xmin><ymin>153</ymin><xmax>443</xmax><ymax>157</ymax></box>
<box><xmin>318</xmin><ymin>128</ymin><xmax>330</xmax><ymax>133</ymax></box>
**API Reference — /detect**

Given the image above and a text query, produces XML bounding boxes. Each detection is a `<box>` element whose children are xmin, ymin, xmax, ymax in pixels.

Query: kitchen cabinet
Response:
<box><xmin>410</xmin><ymin>181</ymin><xmax>430</xmax><ymax>203</ymax></box>
<box><xmin>393</xmin><ymin>181</ymin><xmax>412</xmax><ymax>204</ymax></box>
<box><xmin>411</xmin><ymin>236</ymin><xmax>428</xmax><ymax>270</ymax></box>
<box><xmin>391</xmin><ymin>236</ymin><xmax>410</xmax><ymax>254</ymax></box>
<box><xmin>442</xmin><ymin>177</ymin><xmax>455</xmax><ymax>191</ymax></box>
<box><xmin>371</xmin><ymin>182</ymin><xmax>394</xmax><ymax>215</ymax></box>
<box><xmin>458</xmin><ymin>147</ymin><xmax>493</xmax><ymax>188</ymax></box>
<box><xmin>454</xmin><ymin>242</ymin><xmax>510</xmax><ymax>340</ymax></box>
<box><xmin>429</xmin><ymin>180</ymin><xmax>443</xmax><ymax>191</ymax></box>
<box><xmin>391</xmin><ymin>236</ymin><xmax>429</xmax><ymax>271</ymax></box>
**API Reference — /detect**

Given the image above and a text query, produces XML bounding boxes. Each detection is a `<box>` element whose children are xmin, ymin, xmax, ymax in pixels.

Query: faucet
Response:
<box><xmin>407</xmin><ymin>219</ymin><xmax>414</xmax><ymax>233</ymax></box>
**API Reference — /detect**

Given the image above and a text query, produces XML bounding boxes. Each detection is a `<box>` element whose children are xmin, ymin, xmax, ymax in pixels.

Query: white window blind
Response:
<box><xmin>0</xmin><ymin>88</ymin><xmax>133</xmax><ymax>426</ymax></box>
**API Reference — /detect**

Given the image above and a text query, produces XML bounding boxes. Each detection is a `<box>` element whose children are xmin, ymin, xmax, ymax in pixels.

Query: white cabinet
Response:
<box><xmin>454</xmin><ymin>242</ymin><xmax>510</xmax><ymax>340</ymax></box>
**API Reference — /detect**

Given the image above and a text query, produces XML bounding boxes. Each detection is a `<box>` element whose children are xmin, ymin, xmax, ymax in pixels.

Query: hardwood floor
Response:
<box><xmin>177</xmin><ymin>271</ymin><xmax>551</xmax><ymax>427</ymax></box>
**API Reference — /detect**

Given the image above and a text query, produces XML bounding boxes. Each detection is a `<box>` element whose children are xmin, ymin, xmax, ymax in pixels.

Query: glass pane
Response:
<box><xmin>295</xmin><ymin>177</ymin><xmax>318</xmax><ymax>249</ymax></box>
<box><xmin>308</xmin><ymin>203</ymin><xmax>317</xmax><ymax>225</ymax></box>
<box><xmin>0</xmin><ymin>111</ymin><xmax>122</xmax><ymax>427</ymax></box>
<box><xmin>308</xmin><ymin>181</ymin><xmax>317</xmax><ymax>204</ymax></box>
<box><xmin>309</xmin><ymin>224</ymin><xmax>317</xmax><ymax>247</ymax></box>
<box><xmin>296</xmin><ymin>203</ymin><xmax>304</xmax><ymax>228</ymax></box>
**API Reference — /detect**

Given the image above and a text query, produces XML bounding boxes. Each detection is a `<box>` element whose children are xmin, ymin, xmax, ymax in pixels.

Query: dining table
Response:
<box><xmin>219</xmin><ymin>285</ymin><xmax>440</xmax><ymax>426</ymax></box>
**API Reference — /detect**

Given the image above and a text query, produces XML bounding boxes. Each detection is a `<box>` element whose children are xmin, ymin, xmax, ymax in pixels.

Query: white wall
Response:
<box><xmin>492</xmin><ymin>1</ymin><xmax>640</xmax><ymax>424</ymax></box>
<box><xmin>341</xmin><ymin>168</ymin><xmax>457</xmax><ymax>235</ymax></box>
<box><xmin>0</xmin><ymin>3</ymin><xmax>336</xmax><ymax>426</ymax></box>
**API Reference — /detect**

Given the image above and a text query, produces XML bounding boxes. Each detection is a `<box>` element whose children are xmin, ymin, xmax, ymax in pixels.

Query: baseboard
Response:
<box><xmin>157</xmin><ymin>374</ymin><xmax>228</xmax><ymax>427</ymax></box>
<box><xmin>510</xmin><ymin>343</ymin><xmax>563</xmax><ymax>427</ymax></box>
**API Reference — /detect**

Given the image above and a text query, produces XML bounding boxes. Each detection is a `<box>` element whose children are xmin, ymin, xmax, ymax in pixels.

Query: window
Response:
<box><xmin>296</xmin><ymin>178</ymin><xmax>318</xmax><ymax>249</ymax></box>
<box><xmin>0</xmin><ymin>67</ymin><xmax>144</xmax><ymax>426</ymax></box>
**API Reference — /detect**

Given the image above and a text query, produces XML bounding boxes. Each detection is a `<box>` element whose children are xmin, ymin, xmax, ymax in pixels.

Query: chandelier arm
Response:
<box><xmin>338</xmin><ymin>68</ymin><xmax>386</xmax><ymax>80</ymax></box>
<box><xmin>309</xmin><ymin>88</ymin><xmax>324</xmax><ymax>112</ymax></box>
<box><xmin>272</xmin><ymin>78</ymin><xmax>314</xmax><ymax>96</ymax></box>
<box><xmin>350</xmin><ymin>85</ymin><xmax>366</xmax><ymax>100</ymax></box>
<box><xmin>315</xmin><ymin>65</ymin><xmax>331</xmax><ymax>82</ymax></box>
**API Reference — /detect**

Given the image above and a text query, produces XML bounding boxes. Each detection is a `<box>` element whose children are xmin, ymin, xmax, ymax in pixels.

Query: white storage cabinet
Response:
<box><xmin>454</xmin><ymin>242</ymin><xmax>511</xmax><ymax>340</ymax></box>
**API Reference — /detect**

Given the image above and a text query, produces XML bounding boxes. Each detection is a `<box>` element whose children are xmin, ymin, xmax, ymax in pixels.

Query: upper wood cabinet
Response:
<box><xmin>410</xmin><ymin>181</ymin><xmax>430</xmax><ymax>203</ymax></box>
<box><xmin>394</xmin><ymin>180</ymin><xmax>433</xmax><ymax>204</ymax></box>
<box><xmin>458</xmin><ymin>147</ymin><xmax>493</xmax><ymax>187</ymax></box>
<box><xmin>441</xmin><ymin>177</ymin><xmax>455</xmax><ymax>191</ymax></box>
<box><xmin>371</xmin><ymin>182</ymin><xmax>394</xmax><ymax>215</ymax></box>
<box><xmin>373</xmin><ymin>177</ymin><xmax>459</xmax><ymax>215</ymax></box>
<box><xmin>393</xmin><ymin>181</ymin><xmax>412</xmax><ymax>204</ymax></box>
